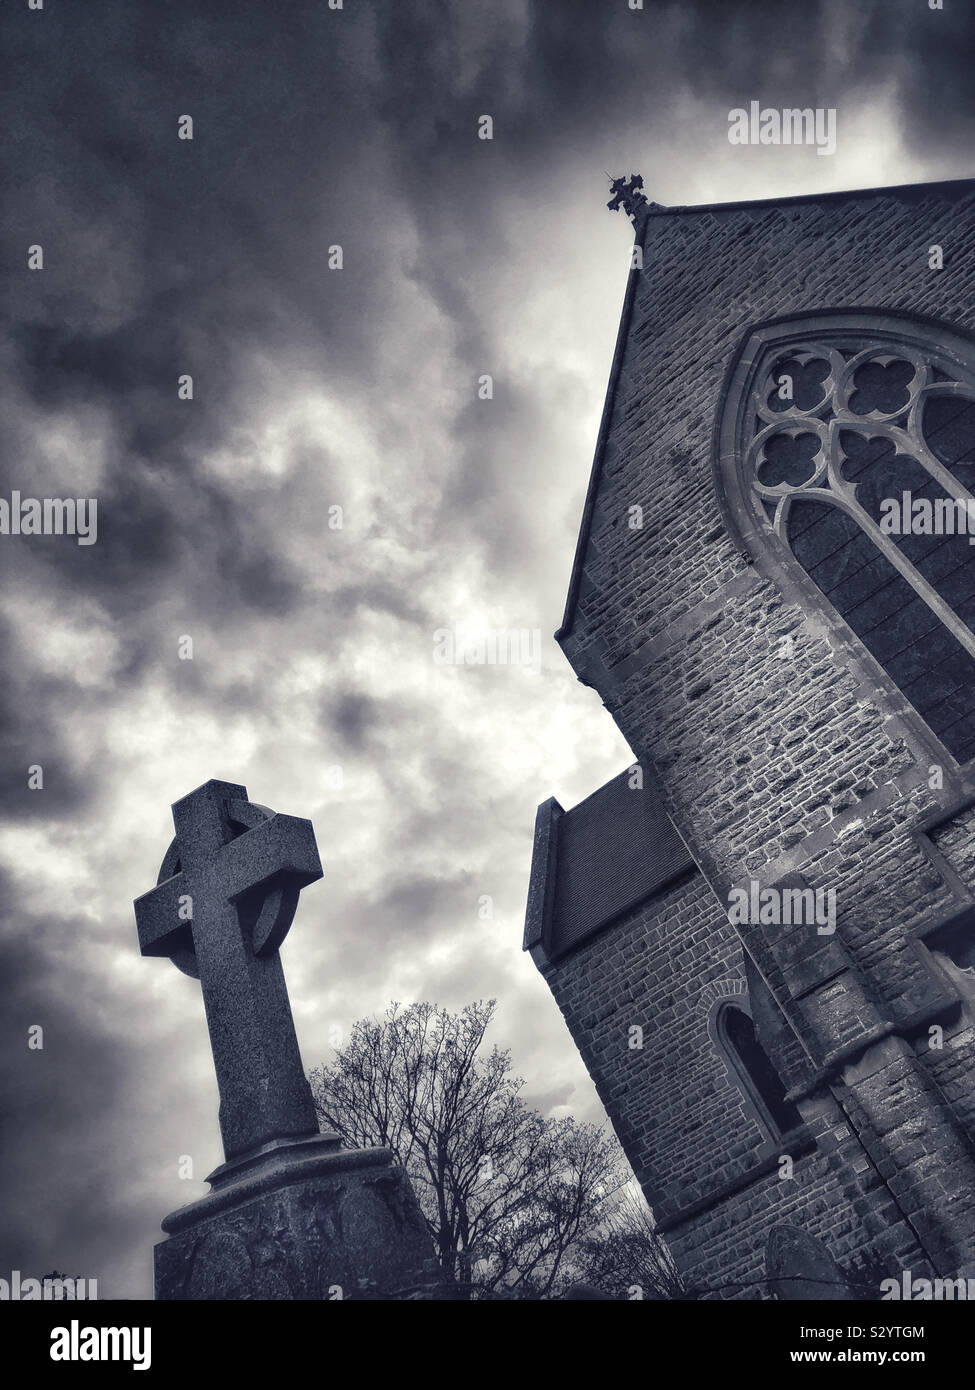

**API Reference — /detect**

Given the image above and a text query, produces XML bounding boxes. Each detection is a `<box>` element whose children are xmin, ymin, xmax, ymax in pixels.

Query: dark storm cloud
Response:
<box><xmin>0</xmin><ymin>609</ymin><xmax>96</xmax><ymax>819</ymax></box>
<box><xmin>0</xmin><ymin>873</ymin><xmax>158</xmax><ymax>1286</ymax></box>
<box><xmin>6</xmin><ymin>0</ymin><xmax>970</xmax><ymax>606</ymax></box>
<box><xmin>328</xmin><ymin>690</ymin><xmax>388</xmax><ymax>751</ymax></box>
<box><xmin>2</xmin><ymin>0</ymin><xmax>973</xmax><ymax>1300</ymax></box>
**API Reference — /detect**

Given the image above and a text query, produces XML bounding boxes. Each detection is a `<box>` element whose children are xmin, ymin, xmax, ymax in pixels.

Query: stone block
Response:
<box><xmin>155</xmin><ymin>1135</ymin><xmax>439</xmax><ymax>1301</ymax></box>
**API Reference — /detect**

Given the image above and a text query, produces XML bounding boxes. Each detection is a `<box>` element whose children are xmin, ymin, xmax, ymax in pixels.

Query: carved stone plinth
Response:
<box><xmin>154</xmin><ymin>1134</ymin><xmax>438</xmax><ymax>1300</ymax></box>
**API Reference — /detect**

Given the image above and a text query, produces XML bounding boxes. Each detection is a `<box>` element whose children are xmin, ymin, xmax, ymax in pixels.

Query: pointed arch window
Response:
<box><xmin>715</xmin><ymin>311</ymin><xmax>975</xmax><ymax>765</ymax></box>
<box><xmin>712</xmin><ymin>1001</ymin><xmax>802</xmax><ymax>1142</ymax></box>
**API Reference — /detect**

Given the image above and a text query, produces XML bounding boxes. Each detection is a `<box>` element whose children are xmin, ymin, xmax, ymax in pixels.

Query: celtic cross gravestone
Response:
<box><xmin>135</xmin><ymin>779</ymin><xmax>326</xmax><ymax>1159</ymax></box>
<box><xmin>135</xmin><ymin>779</ymin><xmax>437</xmax><ymax>1300</ymax></box>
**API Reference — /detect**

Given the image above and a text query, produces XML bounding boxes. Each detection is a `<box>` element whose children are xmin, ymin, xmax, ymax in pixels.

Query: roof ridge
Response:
<box><xmin>644</xmin><ymin>175</ymin><xmax>975</xmax><ymax>218</ymax></box>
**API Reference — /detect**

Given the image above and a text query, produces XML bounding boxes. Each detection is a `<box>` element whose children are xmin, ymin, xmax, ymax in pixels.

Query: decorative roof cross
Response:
<box><xmin>607</xmin><ymin>174</ymin><xmax>648</xmax><ymax>219</ymax></box>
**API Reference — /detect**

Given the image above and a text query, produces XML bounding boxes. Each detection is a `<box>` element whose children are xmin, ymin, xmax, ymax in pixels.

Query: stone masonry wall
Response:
<box><xmin>559</xmin><ymin>182</ymin><xmax>975</xmax><ymax>1280</ymax></box>
<box><xmin>539</xmin><ymin>869</ymin><xmax>929</xmax><ymax>1296</ymax></box>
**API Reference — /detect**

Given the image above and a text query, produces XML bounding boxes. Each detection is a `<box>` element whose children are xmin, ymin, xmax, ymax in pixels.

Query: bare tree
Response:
<box><xmin>309</xmin><ymin>999</ymin><xmax>628</xmax><ymax>1298</ymax></box>
<box><xmin>572</xmin><ymin>1187</ymin><xmax>690</xmax><ymax>1300</ymax></box>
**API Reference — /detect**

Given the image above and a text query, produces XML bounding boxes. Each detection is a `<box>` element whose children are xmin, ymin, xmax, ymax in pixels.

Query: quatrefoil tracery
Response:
<box><xmin>747</xmin><ymin>340</ymin><xmax>975</xmax><ymax>662</ymax></box>
<box><xmin>749</xmin><ymin>344</ymin><xmax>975</xmax><ymax>515</ymax></box>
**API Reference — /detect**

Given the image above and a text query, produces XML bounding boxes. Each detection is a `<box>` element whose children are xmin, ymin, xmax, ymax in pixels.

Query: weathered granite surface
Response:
<box><xmin>155</xmin><ymin>1135</ymin><xmax>437</xmax><ymax>1301</ymax></box>
<box><xmin>766</xmin><ymin>1222</ymin><xmax>854</xmax><ymax>1300</ymax></box>
<box><xmin>134</xmin><ymin>780</ymin><xmax>325</xmax><ymax>1159</ymax></box>
<box><xmin>137</xmin><ymin>780</ymin><xmax>442</xmax><ymax>1300</ymax></box>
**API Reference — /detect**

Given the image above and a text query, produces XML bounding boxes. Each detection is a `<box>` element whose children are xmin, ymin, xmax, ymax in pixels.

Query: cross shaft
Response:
<box><xmin>134</xmin><ymin>780</ymin><xmax>323</xmax><ymax>1161</ymax></box>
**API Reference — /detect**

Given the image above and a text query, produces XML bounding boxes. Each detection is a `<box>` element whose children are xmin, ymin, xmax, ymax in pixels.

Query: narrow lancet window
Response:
<box><xmin>718</xmin><ymin>1004</ymin><xmax>802</xmax><ymax>1139</ymax></box>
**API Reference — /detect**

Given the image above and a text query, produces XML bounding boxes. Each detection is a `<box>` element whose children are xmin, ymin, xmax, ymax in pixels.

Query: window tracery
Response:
<box><xmin>722</xmin><ymin>315</ymin><xmax>975</xmax><ymax>763</ymax></box>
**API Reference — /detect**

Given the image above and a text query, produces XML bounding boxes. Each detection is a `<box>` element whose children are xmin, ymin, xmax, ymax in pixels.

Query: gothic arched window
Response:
<box><xmin>712</xmin><ymin>1001</ymin><xmax>802</xmax><ymax>1141</ymax></box>
<box><xmin>715</xmin><ymin>311</ymin><xmax>975</xmax><ymax>765</ymax></box>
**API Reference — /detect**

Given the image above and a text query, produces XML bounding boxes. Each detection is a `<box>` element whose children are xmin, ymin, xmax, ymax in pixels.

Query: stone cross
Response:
<box><xmin>134</xmin><ymin>779</ymin><xmax>324</xmax><ymax>1162</ymax></box>
<box><xmin>607</xmin><ymin>173</ymin><xmax>648</xmax><ymax>219</ymax></box>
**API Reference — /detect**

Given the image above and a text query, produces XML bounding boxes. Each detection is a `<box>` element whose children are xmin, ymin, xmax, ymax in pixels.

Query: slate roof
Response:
<box><xmin>524</xmin><ymin>767</ymin><xmax>697</xmax><ymax>962</ymax></box>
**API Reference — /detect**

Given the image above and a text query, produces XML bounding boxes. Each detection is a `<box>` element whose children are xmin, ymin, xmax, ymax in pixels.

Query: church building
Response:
<box><xmin>524</xmin><ymin>175</ymin><xmax>975</xmax><ymax>1296</ymax></box>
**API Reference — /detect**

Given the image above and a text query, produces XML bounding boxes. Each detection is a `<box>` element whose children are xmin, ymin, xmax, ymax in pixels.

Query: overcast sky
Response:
<box><xmin>1</xmin><ymin>0</ymin><xmax>974</xmax><ymax>1300</ymax></box>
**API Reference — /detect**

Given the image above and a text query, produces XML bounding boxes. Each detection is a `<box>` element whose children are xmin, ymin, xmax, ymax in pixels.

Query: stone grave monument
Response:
<box><xmin>765</xmin><ymin>1223</ymin><xmax>856</xmax><ymax>1300</ymax></box>
<box><xmin>134</xmin><ymin>778</ymin><xmax>438</xmax><ymax>1299</ymax></box>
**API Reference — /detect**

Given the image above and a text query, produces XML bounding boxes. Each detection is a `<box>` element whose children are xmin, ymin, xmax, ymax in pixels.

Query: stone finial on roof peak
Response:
<box><xmin>607</xmin><ymin>173</ymin><xmax>648</xmax><ymax>219</ymax></box>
